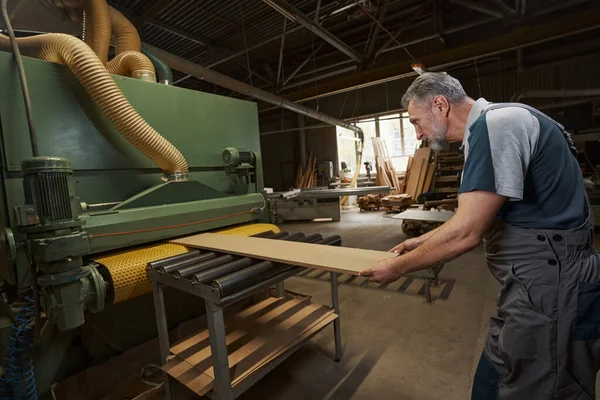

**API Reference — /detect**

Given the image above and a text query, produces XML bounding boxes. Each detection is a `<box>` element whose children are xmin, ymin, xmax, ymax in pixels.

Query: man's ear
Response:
<box><xmin>432</xmin><ymin>96</ymin><xmax>450</xmax><ymax>117</ymax></box>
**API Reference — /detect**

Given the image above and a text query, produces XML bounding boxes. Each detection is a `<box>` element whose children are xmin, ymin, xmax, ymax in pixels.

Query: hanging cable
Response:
<box><xmin>1</xmin><ymin>0</ymin><xmax>39</xmax><ymax>157</ymax></box>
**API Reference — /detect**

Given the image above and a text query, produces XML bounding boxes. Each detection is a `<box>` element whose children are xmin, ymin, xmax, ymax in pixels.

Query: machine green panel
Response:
<box><xmin>0</xmin><ymin>51</ymin><xmax>261</xmax><ymax>171</ymax></box>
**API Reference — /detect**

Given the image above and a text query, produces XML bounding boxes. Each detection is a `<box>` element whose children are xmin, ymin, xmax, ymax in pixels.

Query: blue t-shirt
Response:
<box><xmin>458</xmin><ymin>98</ymin><xmax>585</xmax><ymax>229</ymax></box>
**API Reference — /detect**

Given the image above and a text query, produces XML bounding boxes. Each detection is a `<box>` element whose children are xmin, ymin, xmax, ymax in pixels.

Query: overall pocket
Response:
<box><xmin>573</xmin><ymin>281</ymin><xmax>600</xmax><ymax>341</ymax></box>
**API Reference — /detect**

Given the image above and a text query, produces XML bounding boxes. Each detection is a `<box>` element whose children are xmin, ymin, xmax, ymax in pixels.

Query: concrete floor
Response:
<box><xmin>239</xmin><ymin>208</ymin><xmax>501</xmax><ymax>400</ymax></box>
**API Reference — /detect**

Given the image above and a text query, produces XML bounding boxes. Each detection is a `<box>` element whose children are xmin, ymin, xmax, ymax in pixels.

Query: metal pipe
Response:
<box><xmin>177</xmin><ymin>255</ymin><xmax>233</xmax><ymax>279</ymax></box>
<box><xmin>282</xmin><ymin>65</ymin><xmax>357</xmax><ymax>91</ymax></box>
<box><xmin>189</xmin><ymin>258</ymin><xmax>253</xmax><ymax>283</ymax></box>
<box><xmin>270</xmin><ymin>232</ymin><xmax>290</xmax><ymax>239</ymax></box>
<box><xmin>276</xmin><ymin>17</ymin><xmax>287</xmax><ymax>85</ymax></box>
<box><xmin>282</xmin><ymin>43</ymin><xmax>325</xmax><ymax>87</ymax></box>
<box><xmin>144</xmin><ymin>44</ymin><xmax>364</xmax><ymax>138</ymax></box>
<box><xmin>317</xmin><ymin>235</ymin><xmax>342</xmax><ymax>246</ymax></box>
<box><xmin>263</xmin><ymin>0</ymin><xmax>363</xmax><ymax>63</ymax></box>
<box><xmin>171</xmin><ymin>253</ymin><xmax>224</xmax><ymax>278</ymax></box>
<box><xmin>212</xmin><ymin>260</ymin><xmax>278</xmax><ymax>296</ymax></box>
<box><xmin>250</xmin><ymin>230</ymin><xmax>276</xmax><ymax>238</ymax></box>
<box><xmin>511</xmin><ymin>88</ymin><xmax>600</xmax><ymax>102</ymax></box>
<box><xmin>218</xmin><ymin>266</ymin><xmax>303</xmax><ymax>306</ymax></box>
<box><xmin>147</xmin><ymin>249</ymin><xmax>201</xmax><ymax>270</ymax></box>
<box><xmin>160</xmin><ymin>252</ymin><xmax>217</xmax><ymax>274</ymax></box>
<box><xmin>212</xmin><ymin>233</ymin><xmax>325</xmax><ymax>296</ymax></box>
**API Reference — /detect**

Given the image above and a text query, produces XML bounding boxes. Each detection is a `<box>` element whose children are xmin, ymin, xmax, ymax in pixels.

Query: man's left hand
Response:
<box><xmin>360</xmin><ymin>257</ymin><xmax>404</xmax><ymax>283</ymax></box>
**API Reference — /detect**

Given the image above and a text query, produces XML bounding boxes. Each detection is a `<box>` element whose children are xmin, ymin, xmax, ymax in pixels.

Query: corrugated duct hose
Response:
<box><xmin>106</xmin><ymin>5</ymin><xmax>155</xmax><ymax>81</ymax></box>
<box><xmin>80</xmin><ymin>0</ymin><xmax>110</xmax><ymax>65</ymax></box>
<box><xmin>0</xmin><ymin>33</ymin><xmax>188</xmax><ymax>175</ymax></box>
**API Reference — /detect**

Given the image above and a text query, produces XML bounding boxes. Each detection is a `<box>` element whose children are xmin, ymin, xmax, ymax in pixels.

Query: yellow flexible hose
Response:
<box><xmin>80</xmin><ymin>0</ymin><xmax>110</xmax><ymax>65</ymax></box>
<box><xmin>107</xmin><ymin>51</ymin><xmax>155</xmax><ymax>81</ymax></box>
<box><xmin>106</xmin><ymin>6</ymin><xmax>155</xmax><ymax>80</ymax></box>
<box><xmin>108</xmin><ymin>6</ymin><xmax>141</xmax><ymax>53</ymax></box>
<box><xmin>0</xmin><ymin>33</ymin><xmax>188</xmax><ymax>174</ymax></box>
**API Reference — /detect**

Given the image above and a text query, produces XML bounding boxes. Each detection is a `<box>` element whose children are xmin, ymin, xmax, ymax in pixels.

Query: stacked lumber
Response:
<box><xmin>295</xmin><ymin>151</ymin><xmax>317</xmax><ymax>188</ymax></box>
<box><xmin>381</xmin><ymin>193</ymin><xmax>412</xmax><ymax>213</ymax></box>
<box><xmin>403</xmin><ymin>146</ymin><xmax>435</xmax><ymax>201</ymax></box>
<box><xmin>358</xmin><ymin>194</ymin><xmax>383</xmax><ymax>211</ymax></box>
<box><xmin>434</xmin><ymin>151</ymin><xmax>464</xmax><ymax>196</ymax></box>
<box><xmin>372</xmin><ymin>137</ymin><xmax>400</xmax><ymax>194</ymax></box>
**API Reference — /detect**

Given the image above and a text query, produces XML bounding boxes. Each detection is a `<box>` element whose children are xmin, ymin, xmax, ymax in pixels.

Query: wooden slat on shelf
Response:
<box><xmin>423</xmin><ymin>163</ymin><xmax>436</xmax><ymax>193</ymax></box>
<box><xmin>163</xmin><ymin>297</ymin><xmax>337</xmax><ymax>397</ymax></box>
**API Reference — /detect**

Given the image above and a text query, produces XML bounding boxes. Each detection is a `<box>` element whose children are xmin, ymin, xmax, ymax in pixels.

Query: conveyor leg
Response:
<box><xmin>330</xmin><ymin>272</ymin><xmax>342</xmax><ymax>362</ymax></box>
<box><xmin>274</xmin><ymin>281</ymin><xmax>285</xmax><ymax>297</ymax></box>
<box><xmin>423</xmin><ymin>278</ymin><xmax>434</xmax><ymax>304</ymax></box>
<box><xmin>152</xmin><ymin>279</ymin><xmax>170</xmax><ymax>365</ymax></box>
<box><xmin>152</xmin><ymin>279</ymin><xmax>175</xmax><ymax>399</ymax></box>
<box><xmin>206</xmin><ymin>302</ymin><xmax>234</xmax><ymax>400</ymax></box>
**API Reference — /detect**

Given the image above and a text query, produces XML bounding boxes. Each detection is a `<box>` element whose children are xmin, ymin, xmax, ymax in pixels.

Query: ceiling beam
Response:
<box><xmin>364</xmin><ymin>0</ymin><xmax>391</xmax><ymax>60</ymax></box>
<box><xmin>448</xmin><ymin>0</ymin><xmax>503</xmax><ymax>18</ymax></box>
<box><xmin>260</xmin><ymin>6</ymin><xmax>600</xmax><ymax>110</ymax></box>
<box><xmin>263</xmin><ymin>0</ymin><xmax>364</xmax><ymax>63</ymax></box>
<box><xmin>489</xmin><ymin>0</ymin><xmax>518</xmax><ymax>19</ymax></box>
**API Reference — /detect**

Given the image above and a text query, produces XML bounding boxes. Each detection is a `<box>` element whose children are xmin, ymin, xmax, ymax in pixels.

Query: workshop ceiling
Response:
<box><xmin>107</xmin><ymin>0</ymin><xmax>596</xmax><ymax>98</ymax></box>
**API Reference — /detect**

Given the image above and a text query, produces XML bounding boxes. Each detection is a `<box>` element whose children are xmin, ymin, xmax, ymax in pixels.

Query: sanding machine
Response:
<box><xmin>0</xmin><ymin>35</ymin><xmax>278</xmax><ymax>398</ymax></box>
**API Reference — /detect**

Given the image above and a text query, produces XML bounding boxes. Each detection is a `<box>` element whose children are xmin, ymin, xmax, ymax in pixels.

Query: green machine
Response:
<box><xmin>0</xmin><ymin>50</ymin><xmax>271</xmax><ymax>396</ymax></box>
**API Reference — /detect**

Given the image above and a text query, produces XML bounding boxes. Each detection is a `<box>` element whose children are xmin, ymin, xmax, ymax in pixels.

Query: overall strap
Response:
<box><xmin>479</xmin><ymin>102</ymin><xmax>577</xmax><ymax>157</ymax></box>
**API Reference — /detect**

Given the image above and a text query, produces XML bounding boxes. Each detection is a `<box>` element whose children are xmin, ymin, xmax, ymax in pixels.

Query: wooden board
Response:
<box><xmin>163</xmin><ymin>297</ymin><xmax>337</xmax><ymax>396</ymax></box>
<box><xmin>423</xmin><ymin>163</ymin><xmax>435</xmax><ymax>192</ymax></box>
<box><xmin>415</xmin><ymin>159</ymin><xmax>428</xmax><ymax>198</ymax></box>
<box><xmin>172</xmin><ymin>233</ymin><xmax>397</xmax><ymax>275</ymax></box>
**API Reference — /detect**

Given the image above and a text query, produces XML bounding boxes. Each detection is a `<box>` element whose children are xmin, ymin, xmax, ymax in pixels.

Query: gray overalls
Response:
<box><xmin>471</xmin><ymin>105</ymin><xmax>600</xmax><ymax>399</ymax></box>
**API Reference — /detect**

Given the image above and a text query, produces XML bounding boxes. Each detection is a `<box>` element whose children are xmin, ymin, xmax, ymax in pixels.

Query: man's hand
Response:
<box><xmin>359</xmin><ymin>257</ymin><xmax>404</xmax><ymax>284</ymax></box>
<box><xmin>390</xmin><ymin>237</ymin><xmax>421</xmax><ymax>254</ymax></box>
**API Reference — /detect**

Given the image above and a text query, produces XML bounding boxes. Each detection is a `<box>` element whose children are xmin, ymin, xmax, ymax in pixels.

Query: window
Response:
<box><xmin>336</xmin><ymin>112</ymin><xmax>421</xmax><ymax>175</ymax></box>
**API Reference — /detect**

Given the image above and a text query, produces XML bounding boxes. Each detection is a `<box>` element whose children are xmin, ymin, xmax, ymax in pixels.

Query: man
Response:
<box><xmin>360</xmin><ymin>72</ymin><xmax>600</xmax><ymax>399</ymax></box>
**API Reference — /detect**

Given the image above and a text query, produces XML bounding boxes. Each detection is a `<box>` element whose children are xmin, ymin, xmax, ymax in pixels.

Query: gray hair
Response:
<box><xmin>401</xmin><ymin>72</ymin><xmax>468</xmax><ymax>108</ymax></box>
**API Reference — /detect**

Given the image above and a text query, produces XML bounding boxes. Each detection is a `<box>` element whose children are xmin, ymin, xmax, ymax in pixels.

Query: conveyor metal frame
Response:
<box><xmin>149</xmin><ymin>264</ymin><xmax>342</xmax><ymax>400</ymax></box>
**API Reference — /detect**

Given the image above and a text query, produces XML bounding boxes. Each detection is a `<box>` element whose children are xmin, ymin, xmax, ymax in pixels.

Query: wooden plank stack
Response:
<box><xmin>295</xmin><ymin>151</ymin><xmax>317</xmax><ymax>188</ymax></box>
<box><xmin>403</xmin><ymin>146</ymin><xmax>435</xmax><ymax>201</ymax></box>
<box><xmin>372</xmin><ymin>137</ymin><xmax>401</xmax><ymax>194</ymax></box>
<box><xmin>381</xmin><ymin>193</ymin><xmax>413</xmax><ymax>213</ymax></box>
<box><xmin>163</xmin><ymin>297</ymin><xmax>337</xmax><ymax>397</ymax></box>
<box><xmin>434</xmin><ymin>151</ymin><xmax>464</xmax><ymax>196</ymax></box>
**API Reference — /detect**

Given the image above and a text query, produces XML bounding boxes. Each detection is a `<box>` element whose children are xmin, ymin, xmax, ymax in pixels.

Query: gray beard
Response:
<box><xmin>429</xmin><ymin>116</ymin><xmax>449</xmax><ymax>151</ymax></box>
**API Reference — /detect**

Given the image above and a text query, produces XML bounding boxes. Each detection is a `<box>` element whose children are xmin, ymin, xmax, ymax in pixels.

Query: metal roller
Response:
<box><xmin>269</xmin><ymin>232</ymin><xmax>289</xmax><ymax>239</ymax></box>
<box><xmin>212</xmin><ymin>233</ymin><xmax>324</xmax><ymax>296</ymax></box>
<box><xmin>317</xmin><ymin>235</ymin><xmax>342</xmax><ymax>246</ymax></box>
<box><xmin>281</xmin><ymin>232</ymin><xmax>304</xmax><ymax>241</ymax></box>
<box><xmin>190</xmin><ymin>258</ymin><xmax>255</xmax><ymax>284</ymax></box>
<box><xmin>159</xmin><ymin>252</ymin><xmax>219</xmax><ymax>274</ymax></box>
<box><xmin>250</xmin><ymin>230</ymin><xmax>276</xmax><ymax>238</ymax></box>
<box><xmin>302</xmin><ymin>233</ymin><xmax>323</xmax><ymax>243</ymax></box>
<box><xmin>173</xmin><ymin>254</ymin><xmax>233</xmax><ymax>279</ymax></box>
<box><xmin>147</xmin><ymin>249</ymin><xmax>200</xmax><ymax>270</ymax></box>
<box><xmin>211</xmin><ymin>260</ymin><xmax>277</xmax><ymax>296</ymax></box>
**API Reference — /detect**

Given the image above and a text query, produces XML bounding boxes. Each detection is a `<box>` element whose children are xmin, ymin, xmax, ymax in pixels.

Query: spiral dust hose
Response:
<box><xmin>108</xmin><ymin>6</ymin><xmax>140</xmax><ymax>53</ymax></box>
<box><xmin>107</xmin><ymin>51</ymin><xmax>155</xmax><ymax>81</ymax></box>
<box><xmin>0</xmin><ymin>33</ymin><xmax>188</xmax><ymax>174</ymax></box>
<box><xmin>80</xmin><ymin>0</ymin><xmax>110</xmax><ymax>65</ymax></box>
<box><xmin>106</xmin><ymin>6</ymin><xmax>155</xmax><ymax>80</ymax></box>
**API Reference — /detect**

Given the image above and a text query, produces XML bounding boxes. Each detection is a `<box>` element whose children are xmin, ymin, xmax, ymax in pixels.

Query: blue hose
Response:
<box><xmin>0</xmin><ymin>296</ymin><xmax>37</xmax><ymax>400</ymax></box>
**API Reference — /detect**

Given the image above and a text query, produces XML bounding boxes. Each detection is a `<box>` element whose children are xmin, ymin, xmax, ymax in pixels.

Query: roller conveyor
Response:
<box><xmin>147</xmin><ymin>230</ymin><xmax>344</xmax><ymax>400</ymax></box>
<box><xmin>146</xmin><ymin>230</ymin><xmax>342</xmax><ymax>302</ymax></box>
